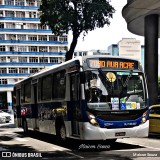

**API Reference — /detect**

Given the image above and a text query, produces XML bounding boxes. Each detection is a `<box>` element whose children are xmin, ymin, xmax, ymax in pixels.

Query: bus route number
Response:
<box><xmin>89</xmin><ymin>60</ymin><xmax>135</xmax><ymax>69</ymax></box>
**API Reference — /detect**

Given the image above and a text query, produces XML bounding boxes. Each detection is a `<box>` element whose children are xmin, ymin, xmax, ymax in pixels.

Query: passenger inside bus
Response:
<box><xmin>85</xmin><ymin>72</ymin><xmax>108</xmax><ymax>102</ymax></box>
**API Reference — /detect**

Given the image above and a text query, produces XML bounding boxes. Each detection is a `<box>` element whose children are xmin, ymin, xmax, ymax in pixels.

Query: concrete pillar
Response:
<box><xmin>7</xmin><ymin>91</ymin><xmax>12</xmax><ymax>111</ymax></box>
<box><xmin>145</xmin><ymin>14</ymin><xmax>159</xmax><ymax>105</ymax></box>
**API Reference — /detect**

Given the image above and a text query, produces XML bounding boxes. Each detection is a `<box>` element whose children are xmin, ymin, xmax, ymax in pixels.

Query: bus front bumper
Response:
<box><xmin>79</xmin><ymin>121</ymin><xmax>149</xmax><ymax>140</ymax></box>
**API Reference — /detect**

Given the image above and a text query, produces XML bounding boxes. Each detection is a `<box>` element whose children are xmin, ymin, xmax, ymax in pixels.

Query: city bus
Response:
<box><xmin>13</xmin><ymin>56</ymin><xmax>149</xmax><ymax>142</ymax></box>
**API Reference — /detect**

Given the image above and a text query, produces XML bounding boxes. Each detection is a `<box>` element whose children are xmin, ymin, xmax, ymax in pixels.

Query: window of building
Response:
<box><xmin>0</xmin><ymin>68</ymin><xmax>7</xmax><ymax>74</ymax></box>
<box><xmin>15</xmin><ymin>22</ymin><xmax>24</xmax><ymax>29</ymax></box>
<box><xmin>0</xmin><ymin>46</ymin><xmax>5</xmax><ymax>51</ymax></box>
<box><xmin>28</xmin><ymin>35</ymin><xmax>37</xmax><ymax>41</ymax></box>
<box><xmin>18</xmin><ymin>57</ymin><xmax>27</xmax><ymax>62</ymax></box>
<box><xmin>19</xmin><ymin>68</ymin><xmax>28</xmax><ymax>74</ymax></box>
<box><xmin>50</xmin><ymin>57</ymin><xmax>58</xmax><ymax>63</ymax></box>
<box><xmin>39</xmin><ymin>57</ymin><xmax>48</xmax><ymax>63</ymax></box>
<box><xmin>0</xmin><ymin>57</ymin><xmax>6</xmax><ymax>62</ymax></box>
<box><xmin>59</xmin><ymin>46</ymin><xmax>66</xmax><ymax>52</ymax></box>
<box><xmin>39</xmin><ymin>46</ymin><xmax>47</xmax><ymax>52</ymax></box>
<box><xmin>37</xmin><ymin>0</ymin><xmax>41</xmax><ymax>7</ymax></box>
<box><xmin>0</xmin><ymin>11</ymin><xmax>3</xmax><ymax>16</ymax></box>
<box><xmin>17</xmin><ymin>46</ymin><xmax>27</xmax><ymax>52</ymax></box>
<box><xmin>49</xmin><ymin>36</ymin><xmax>57</xmax><ymax>41</ymax></box>
<box><xmin>42</xmin><ymin>75</ymin><xmax>52</xmax><ymax>101</ymax></box>
<box><xmin>53</xmin><ymin>71</ymin><xmax>65</xmax><ymax>99</ymax></box>
<box><xmin>30</xmin><ymin>68</ymin><xmax>38</xmax><ymax>74</ymax></box>
<box><xmin>7</xmin><ymin>34</ymin><xmax>16</xmax><ymax>40</ymax></box>
<box><xmin>29</xmin><ymin>57</ymin><xmax>38</xmax><ymax>63</ymax></box>
<box><xmin>10</xmin><ymin>56</ymin><xmax>17</xmax><ymax>62</ymax></box>
<box><xmin>27</xmin><ymin>12</ymin><xmax>37</xmax><ymax>18</ymax></box>
<box><xmin>16</xmin><ymin>11</ymin><xmax>25</xmax><ymax>18</ymax></box>
<box><xmin>0</xmin><ymin>23</ymin><xmax>4</xmax><ymax>28</ymax></box>
<box><xmin>27</xmin><ymin>23</ymin><xmax>37</xmax><ymax>29</ymax></box>
<box><xmin>6</xmin><ymin>23</ymin><xmax>15</xmax><ymax>29</ymax></box>
<box><xmin>8</xmin><ymin>78</ymin><xmax>18</xmax><ymax>83</ymax></box>
<box><xmin>24</xmin><ymin>82</ymin><xmax>31</xmax><ymax>103</ymax></box>
<box><xmin>49</xmin><ymin>46</ymin><xmax>58</xmax><ymax>52</ymax></box>
<box><xmin>26</xmin><ymin>0</ymin><xmax>35</xmax><ymax>6</ymax></box>
<box><xmin>9</xmin><ymin>46</ymin><xmax>14</xmax><ymax>52</ymax></box>
<box><xmin>17</xmin><ymin>34</ymin><xmax>26</xmax><ymax>40</ymax></box>
<box><xmin>4</xmin><ymin>0</ymin><xmax>14</xmax><ymax>5</ymax></box>
<box><xmin>38</xmin><ymin>35</ymin><xmax>47</xmax><ymax>41</ymax></box>
<box><xmin>28</xmin><ymin>46</ymin><xmax>37</xmax><ymax>52</ymax></box>
<box><xmin>38</xmin><ymin>24</ymin><xmax>47</xmax><ymax>30</ymax></box>
<box><xmin>15</xmin><ymin>0</ymin><xmax>24</xmax><ymax>6</ymax></box>
<box><xmin>59</xmin><ymin>36</ymin><xmax>68</xmax><ymax>42</ymax></box>
<box><xmin>5</xmin><ymin>11</ymin><xmax>14</xmax><ymax>17</ymax></box>
<box><xmin>0</xmin><ymin>79</ymin><xmax>7</xmax><ymax>84</ymax></box>
<box><xmin>8</xmin><ymin>68</ymin><xmax>18</xmax><ymax>73</ymax></box>
<box><xmin>0</xmin><ymin>34</ymin><xmax>5</xmax><ymax>40</ymax></box>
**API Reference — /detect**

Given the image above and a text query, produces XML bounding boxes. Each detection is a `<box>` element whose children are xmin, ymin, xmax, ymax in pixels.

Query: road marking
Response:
<box><xmin>14</xmin><ymin>137</ymin><xmax>29</xmax><ymax>142</ymax></box>
<box><xmin>52</xmin><ymin>146</ymin><xmax>84</xmax><ymax>159</ymax></box>
<box><xmin>118</xmin><ymin>139</ymin><xmax>160</xmax><ymax>151</ymax></box>
<box><xmin>138</xmin><ymin>144</ymin><xmax>160</xmax><ymax>151</ymax></box>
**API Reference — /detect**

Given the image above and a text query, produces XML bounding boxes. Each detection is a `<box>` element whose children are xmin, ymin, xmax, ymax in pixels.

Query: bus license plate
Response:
<box><xmin>115</xmin><ymin>132</ymin><xmax>126</xmax><ymax>136</ymax></box>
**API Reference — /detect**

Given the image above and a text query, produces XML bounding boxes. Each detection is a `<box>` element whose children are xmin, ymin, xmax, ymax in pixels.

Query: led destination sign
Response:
<box><xmin>87</xmin><ymin>58</ymin><xmax>138</xmax><ymax>69</ymax></box>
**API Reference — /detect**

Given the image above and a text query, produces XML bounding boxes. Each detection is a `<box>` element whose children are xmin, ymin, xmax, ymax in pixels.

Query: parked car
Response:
<box><xmin>0</xmin><ymin>110</ymin><xmax>11</xmax><ymax>123</ymax></box>
<box><xmin>149</xmin><ymin>105</ymin><xmax>160</xmax><ymax>133</ymax></box>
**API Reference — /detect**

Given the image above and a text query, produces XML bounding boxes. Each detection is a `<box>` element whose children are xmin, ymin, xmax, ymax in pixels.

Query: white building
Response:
<box><xmin>0</xmin><ymin>0</ymin><xmax>68</xmax><ymax>111</ymax></box>
<box><xmin>118</xmin><ymin>38</ymin><xmax>141</xmax><ymax>62</ymax></box>
<box><xmin>73</xmin><ymin>50</ymin><xmax>110</xmax><ymax>58</ymax></box>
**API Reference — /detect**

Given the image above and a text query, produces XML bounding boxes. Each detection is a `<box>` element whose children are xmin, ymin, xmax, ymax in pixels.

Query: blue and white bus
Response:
<box><xmin>13</xmin><ymin>56</ymin><xmax>149</xmax><ymax>141</ymax></box>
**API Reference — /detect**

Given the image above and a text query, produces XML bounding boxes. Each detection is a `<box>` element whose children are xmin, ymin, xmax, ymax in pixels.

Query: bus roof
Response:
<box><xmin>14</xmin><ymin>55</ymin><xmax>142</xmax><ymax>85</ymax></box>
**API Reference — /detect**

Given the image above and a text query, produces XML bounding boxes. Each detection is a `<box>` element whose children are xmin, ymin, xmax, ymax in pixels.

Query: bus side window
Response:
<box><xmin>53</xmin><ymin>70</ymin><xmax>66</xmax><ymax>99</ymax></box>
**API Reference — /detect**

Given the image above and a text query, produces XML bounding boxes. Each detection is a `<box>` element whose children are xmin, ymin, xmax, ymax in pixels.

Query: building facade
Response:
<box><xmin>107</xmin><ymin>44</ymin><xmax>118</xmax><ymax>56</ymax></box>
<box><xmin>0</xmin><ymin>0</ymin><xmax>68</xmax><ymax>110</ymax></box>
<box><xmin>118</xmin><ymin>38</ymin><xmax>141</xmax><ymax>62</ymax></box>
<box><xmin>73</xmin><ymin>50</ymin><xmax>110</xmax><ymax>58</ymax></box>
<box><xmin>108</xmin><ymin>38</ymin><xmax>144</xmax><ymax>67</ymax></box>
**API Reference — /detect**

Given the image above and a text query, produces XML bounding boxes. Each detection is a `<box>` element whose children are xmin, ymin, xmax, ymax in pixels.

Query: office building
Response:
<box><xmin>108</xmin><ymin>38</ymin><xmax>144</xmax><ymax>66</ymax></box>
<box><xmin>0</xmin><ymin>0</ymin><xmax>68</xmax><ymax>110</ymax></box>
<box><xmin>73</xmin><ymin>50</ymin><xmax>110</xmax><ymax>58</ymax></box>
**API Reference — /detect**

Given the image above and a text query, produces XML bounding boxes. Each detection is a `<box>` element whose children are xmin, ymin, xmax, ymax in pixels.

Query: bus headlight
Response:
<box><xmin>87</xmin><ymin>112</ymin><xmax>99</xmax><ymax>127</ymax></box>
<box><xmin>141</xmin><ymin>111</ymin><xmax>147</xmax><ymax>124</ymax></box>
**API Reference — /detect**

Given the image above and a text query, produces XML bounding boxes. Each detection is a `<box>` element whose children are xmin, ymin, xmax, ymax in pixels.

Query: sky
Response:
<box><xmin>68</xmin><ymin>0</ymin><xmax>144</xmax><ymax>51</ymax></box>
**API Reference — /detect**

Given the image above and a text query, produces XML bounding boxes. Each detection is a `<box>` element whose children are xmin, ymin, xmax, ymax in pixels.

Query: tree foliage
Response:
<box><xmin>39</xmin><ymin>0</ymin><xmax>115</xmax><ymax>61</ymax></box>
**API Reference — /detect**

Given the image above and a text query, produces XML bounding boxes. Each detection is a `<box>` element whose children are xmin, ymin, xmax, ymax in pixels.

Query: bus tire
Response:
<box><xmin>56</xmin><ymin>124</ymin><xmax>66</xmax><ymax>141</ymax></box>
<box><xmin>23</xmin><ymin>120</ymin><xmax>28</xmax><ymax>133</ymax></box>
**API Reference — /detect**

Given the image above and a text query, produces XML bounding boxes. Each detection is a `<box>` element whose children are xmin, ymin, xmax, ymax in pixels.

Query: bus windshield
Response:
<box><xmin>84</xmin><ymin>70</ymin><xmax>146</xmax><ymax>111</ymax></box>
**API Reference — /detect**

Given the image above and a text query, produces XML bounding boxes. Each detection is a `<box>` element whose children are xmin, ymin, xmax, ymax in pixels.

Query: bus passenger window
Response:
<box><xmin>53</xmin><ymin>71</ymin><xmax>66</xmax><ymax>99</ymax></box>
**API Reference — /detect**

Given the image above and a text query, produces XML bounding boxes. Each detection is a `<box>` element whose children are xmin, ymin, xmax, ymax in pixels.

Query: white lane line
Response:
<box><xmin>138</xmin><ymin>144</ymin><xmax>160</xmax><ymax>151</ymax></box>
<box><xmin>118</xmin><ymin>140</ymin><xmax>160</xmax><ymax>151</ymax></box>
<box><xmin>14</xmin><ymin>137</ymin><xmax>29</xmax><ymax>142</ymax></box>
<box><xmin>52</xmin><ymin>146</ymin><xmax>84</xmax><ymax>159</ymax></box>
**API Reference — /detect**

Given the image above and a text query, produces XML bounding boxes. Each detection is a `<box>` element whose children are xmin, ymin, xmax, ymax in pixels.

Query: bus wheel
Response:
<box><xmin>23</xmin><ymin>120</ymin><xmax>28</xmax><ymax>133</ymax></box>
<box><xmin>56</xmin><ymin>124</ymin><xmax>66</xmax><ymax>141</ymax></box>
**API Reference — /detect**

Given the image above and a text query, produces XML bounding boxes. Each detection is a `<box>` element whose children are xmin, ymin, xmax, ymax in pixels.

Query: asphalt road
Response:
<box><xmin>0</xmin><ymin>124</ymin><xmax>160</xmax><ymax>160</ymax></box>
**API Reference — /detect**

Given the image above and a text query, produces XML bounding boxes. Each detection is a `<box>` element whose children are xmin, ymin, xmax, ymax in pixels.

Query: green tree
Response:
<box><xmin>39</xmin><ymin>0</ymin><xmax>115</xmax><ymax>61</ymax></box>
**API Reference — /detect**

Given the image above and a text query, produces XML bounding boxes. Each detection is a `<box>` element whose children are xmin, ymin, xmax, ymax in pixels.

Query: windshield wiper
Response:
<box><xmin>123</xmin><ymin>70</ymin><xmax>133</xmax><ymax>87</ymax></box>
<box><xmin>120</xmin><ymin>70</ymin><xmax>133</xmax><ymax>98</ymax></box>
<box><xmin>98</xmin><ymin>69</ymin><xmax>113</xmax><ymax>95</ymax></box>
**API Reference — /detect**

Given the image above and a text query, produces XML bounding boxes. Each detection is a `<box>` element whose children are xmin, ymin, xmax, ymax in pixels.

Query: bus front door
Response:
<box><xmin>70</xmin><ymin>73</ymin><xmax>81</xmax><ymax>136</ymax></box>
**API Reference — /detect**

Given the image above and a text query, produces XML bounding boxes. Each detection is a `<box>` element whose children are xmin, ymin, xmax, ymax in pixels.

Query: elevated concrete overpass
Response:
<box><xmin>122</xmin><ymin>0</ymin><xmax>160</xmax><ymax>105</ymax></box>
